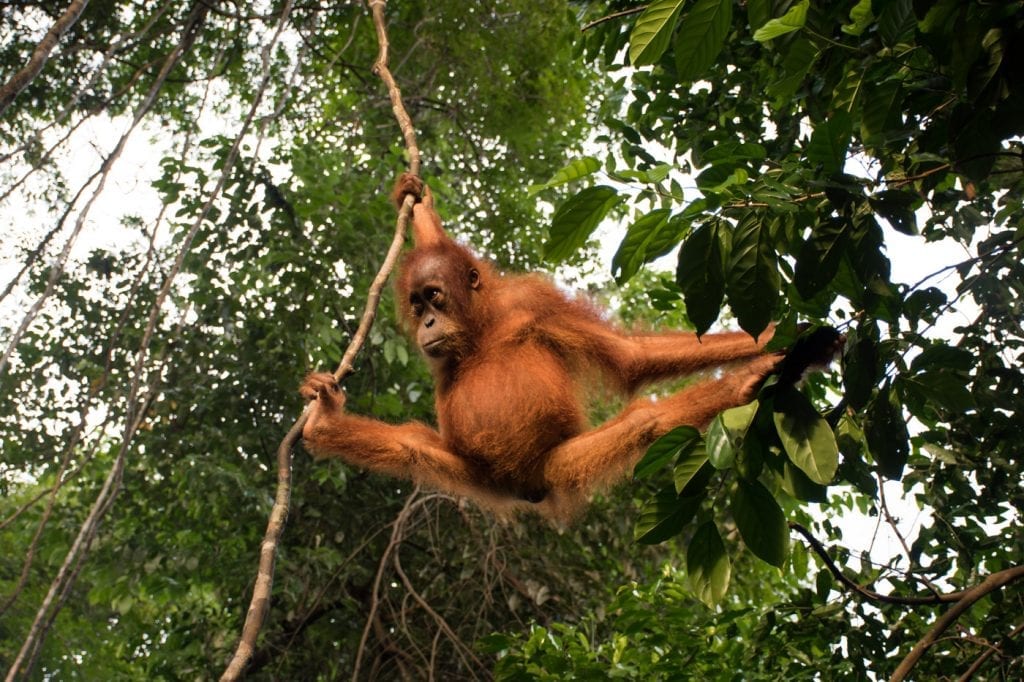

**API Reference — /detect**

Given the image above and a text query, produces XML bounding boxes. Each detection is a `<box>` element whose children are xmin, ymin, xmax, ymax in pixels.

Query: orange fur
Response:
<box><xmin>302</xmin><ymin>175</ymin><xmax>782</xmax><ymax>522</ymax></box>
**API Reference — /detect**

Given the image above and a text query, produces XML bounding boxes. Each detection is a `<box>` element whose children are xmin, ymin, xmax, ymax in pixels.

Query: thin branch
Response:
<box><xmin>0</xmin><ymin>0</ymin><xmax>91</xmax><ymax>116</ymax></box>
<box><xmin>220</xmin><ymin>0</ymin><xmax>426</xmax><ymax>676</ymax></box>
<box><xmin>0</xmin><ymin>0</ymin><xmax>210</xmax><ymax>379</ymax></box>
<box><xmin>352</xmin><ymin>488</ymin><xmax>422</xmax><ymax>681</ymax></box>
<box><xmin>889</xmin><ymin>566</ymin><xmax>1024</xmax><ymax>682</ymax></box>
<box><xmin>581</xmin><ymin>6</ymin><xmax>646</xmax><ymax>33</ymax></box>
<box><xmin>392</xmin><ymin>547</ymin><xmax>485</xmax><ymax>677</ymax></box>
<box><xmin>789</xmin><ymin>522</ymin><xmax>964</xmax><ymax>605</ymax></box>
<box><xmin>957</xmin><ymin>621</ymin><xmax>1024</xmax><ymax>681</ymax></box>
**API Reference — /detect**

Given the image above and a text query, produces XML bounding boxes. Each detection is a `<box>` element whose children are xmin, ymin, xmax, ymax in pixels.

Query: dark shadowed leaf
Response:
<box><xmin>635</xmin><ymin>486</ymin><xmax>703</xmax><ymax>544</ymax></box>
<box><xmin>687</xmin><ymin>521</ymin><xmax>731</xmax><ymax>606</ymax></box>
<box><xmin>732</xmin><ymin>479</ymin><xmax>789</xmax><ymax>568</ymax></box>
<box><xmin>674</xmin><ymin>0</ymin><xmax>732</xmax><ymax>81</ymax></box>
<box><xmin>677</xmin><ymin>219</ymin><xmax>729</xmax><ymax>335</ymax></box>
<box><xmin>726</xmin><ymin>214</ymin><xmax>779</xmax><ymax>339</ymax></box>
<box><xmin>864</xmin><ymin>383</ymin><xmax>910</xmax><ymax>479</ymax></box>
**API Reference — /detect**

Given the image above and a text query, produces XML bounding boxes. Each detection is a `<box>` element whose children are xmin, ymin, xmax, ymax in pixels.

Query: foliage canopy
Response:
<box><xmin>1</xmin><ymin>0</ymin><xmax>1021</xmax><ymax>679</ymax></box>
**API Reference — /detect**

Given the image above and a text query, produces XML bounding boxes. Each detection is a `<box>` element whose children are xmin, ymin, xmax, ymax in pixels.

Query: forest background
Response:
<box><xmin>1</xmin><ymin>0</ymin><xmax>1022</xmax><ymax>679</ymax></box>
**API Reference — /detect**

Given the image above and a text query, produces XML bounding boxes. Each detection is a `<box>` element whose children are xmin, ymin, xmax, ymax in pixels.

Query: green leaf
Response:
<box><xmin>634</xmin><ymin>486</ymin><xmax>702</xmax><ymax>544</ymax></box>
<box><xmin>634</xmin><ymin>425</ymin><xmax>701</xmax><ymax>480</ymax></box>
<box><xmin>528</xmin><ymin>157</ymin><xmax>601</xmax><ymax>194</ymax></box>
<box><xmin>772</xmin><ymin>385</ymin><xmax>839</xmax><ymax>485</ymax></box>
<box><xmin>841</xmin><ymin>0</ymin><xmax>874</xmax><ymax>36</ymax></box>
<box><xmin>860</xmin><ymin>81</ymin><xmax>902</xmax><ymax>148</ymax></box>
<box><xmin>629</xmin><ymin>0</ymin><xmax>686</xmax><ymax>66</ymax></box>
<box><xmin>864</xmin><ymin>383</ymin><xmax>910</xmax><ymax>480</ymax></box>
<box><xmin>843</xmin><ymin>325</ymin><xmax>879</xmax><ymax>411</ymax></box>
<box><xmin>674</xmin><ymin>0</ymin><xmax>732</xmax><ymax>81</ymax></box>
<box><xmin>906</xmin><ymin>371</ymin><xmax>975</xmax><ymax>413</ymax></box>
<box><xmin>878</xmin><ymin>0</ymin><xmax>914</xmax><ymax>46</ymax></box>
<box><xmin>544</xmin><ymin>186</ymin><xmax>622</xmax><ymax>262</ymax></box>
<box><xmin>726</xmin><ymin>214</ymin><xmax>779</xmax><ymax>339</ymax></box>
<box><xmin>747</xmin><ymin>0</ymin><xmax>771</xmax><ymax>31</ymax></box>
<box><xmin>700</xmin><ymin>141</ymin><xmax>767</xmax><ymax>166</ymax></box>
<box><xmin>675</xmin><ymin>455</ymin><xmax>711</xmax><ymax>495</ymax></box>
<box><xmin>706</xmin><ymin>402</ymin><xmax>758</xmax><ymax>469</ymax></box>
<box><xmin>676</xmin><ymin>219</ymin><xmax>729</xmax><ymax>336</ymax></box>
<box><xmin>687</xmin><ymin>521</ymin><xmax>731</xmax><ymax>607</ymax></box>
<box><xmin>795</xmin><ymin>217</ymin><xmax>851</xmax><ymax>299</ymax></box>
<box><xmin>732</xmin><ymin>479</ymin><xmax>789</xmax><ymax>568</ymax></box>
<box><xmin>870</xmin><ymin>190</ymin><xmax>918</xmax><ymax>235</ymax></box>
<box><xmin>807</xmin><ymin>111</ymin><xmax>852</xmax><ymax>175</ymax></box>
<box><xmin>697</xmin><ymin>166</ymin><xmax>748</xmax><ymax>193</ymax></box>
<box><xmin>752</xmin><ymin>0</ymin><xmax>808</xmax><ymax>43</ymax></box>
<box><xmin>612</xmin><ymin>209</ymin><xmax>686</xmax><ymax>285</ymax></box>
<box><xmin>780</xmin><ymin>461</ymin><xmax>828</xmax><ymax>502</ymax></box>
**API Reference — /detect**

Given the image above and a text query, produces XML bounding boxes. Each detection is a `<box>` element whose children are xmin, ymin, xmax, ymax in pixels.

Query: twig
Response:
<box><xmin>220</xmin><ymin>1</ymin><xmax>423</xmax><ymax>677</ymax></box>
<box><xmin>581</xmin><ymin>6</ymin><xmax>647</xmax><ymax>33</ymax></box>
<box><xmin>789</xmin><ymin>522</ymin><xmax>964</xmax><ymax>605</ymax></box>
<box><xmin>889</xmin><ymin>566</ymin><xmax>1024</xmax><ymax>681</ymax></box>
<box><xmin>353</xmin><ymin>488</ymin><xmax>423</xmax><ymax>680</ymax></box>
<box><xmin>957</xmin><ymin>621</ymin><xmax>1024</xmax><ymax>681</ymax></box>
<box><xmin>0</xmin><ymin>0</ymin><xmax>91</xmax><ymax>116</ymax></box>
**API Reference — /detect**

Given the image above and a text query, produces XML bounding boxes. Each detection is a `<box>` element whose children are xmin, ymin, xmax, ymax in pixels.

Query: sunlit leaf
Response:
<box><xmin>629</xmin><ymin>0</ymin><xmax>685</xmax><ymax>66</ymax></box>
<box><xmin>752</xmin><ymin>0</ymin><xmax>808</xmax><ymax>42</ymax></box>
<box><xmin>528</xmin><ymin>156</ymin><xmax>601</xmax><ymax>194</ymax></box>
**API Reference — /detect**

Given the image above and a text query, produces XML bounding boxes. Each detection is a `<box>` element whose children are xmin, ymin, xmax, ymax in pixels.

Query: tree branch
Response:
<box><xmin>0</xmin><ymin>0</ymin><xmax>91</xmax><ymax>116</ymax></box>
<box><xmin>220</xmin><ymin>1</ymin><xmax>423</xmax><ymax>678</ymax></box>
<box><xmin>789</xmin><ymin>522</ymin><xmax>964</xmax><ymax>605</ymax></box>
<box><xmin>889</xmin><ymin>566</ymin><xmax>1024</xmax><ymax>682</ymax></box>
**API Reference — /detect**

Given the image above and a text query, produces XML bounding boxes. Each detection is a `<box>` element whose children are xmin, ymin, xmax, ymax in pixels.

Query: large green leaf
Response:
<box><xmin>635</xmin><ymin>486</ymin><xmax>703</xmax><ymax>544</ymax></box>
<box><xmin>807</xmin><ymin>111</ymin><xmax>852</xmax><ymax>175</ymax></box>
<box><xmin>725</xmin><ymin>214</ymin><xmax>779</xmax><ymax>339</ymax></box>
<box><xmin>676</xmin><ymin>219</ymin><xmax>729</xmax><ymax>336</ymax></box>
<box><xmin>752</xmin><ymin>0</ymin><xmax>808</xmax><ymax>43</ymax></box>
<box><xmin>544</xmin><ymin>185</ymin><xmax>622</xmax><ymax>262</ymax></box>
<box><xmin>687</xmin><ymin>521</ymin><xmax>731</xmax><ymax>606</ymax></box>
<box><xmin>629</xmin><ymin>0</ymin><xmax>686</xmax><ymax>66</ymax></box>
<box><xmin>634</xmin><ymin>425</ymin><xmax>701</xmax><ymax>480</ymax></box>
<box><xmin>675</xmin><ymin>452</ymin><xmax>711</xmax><ymax>495</ymax></box>
<box><xmin>863</xmin><ymin>383</ymin><xmax>910</xmax><ymax>479</ymax></box>
<box><xmin>706</xmin><ymin>402</ymin><xmax>759</xmax><ymax>475</ymax></box>
<box><xmin>795</xmin><ymin>217</ymin><xmax>851</xmax><ymax>299</ymax></box>
<box><xmin>732</xmin><ymin>479</ymin><xmax>789</xmax><ymax>568</ymax></box>
<box><xmin>674</xmin><ymin>0</ymin><xmax>732</xmax><ymax>81</ymax></box>
<box><xmin>612</xmin><ymin>209</ymin><xmax>686</xmax><ymax>284</ymax></box>
<box><xmin>772</xmin><ymin>385</ymin><xmax>839</xmax><ymax>486</ymax></box>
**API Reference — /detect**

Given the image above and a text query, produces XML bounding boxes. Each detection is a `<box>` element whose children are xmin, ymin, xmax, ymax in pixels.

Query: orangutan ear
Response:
<box><xmin>469</xmin><ymin>268</ymin><xmax>480</xmax><ymax>289</ymax></box>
